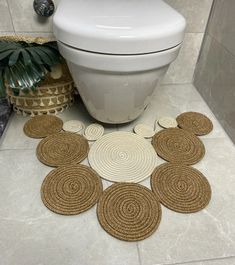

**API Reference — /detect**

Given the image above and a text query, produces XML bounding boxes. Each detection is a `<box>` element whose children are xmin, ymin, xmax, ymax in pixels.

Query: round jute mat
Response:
<box><xmin>97</xmin><ymin>183</ymin><xmax>162</xmax><ymax>241</ymax></box>
<box><xmin>88</xmin><ymin>131</ymin><xmax>157</xmax><ymax>183</ymax></box>
<box><xmin>152</xmin><ymin>128</ymin><xmax>205</xmax><ymax>165</ymax></box>
<box><xmin>24</xmin><ymin>115</ymin><xmax>63</xmax><ymax>138</ymax></box>
<box><xmin>41</xmin><ymin>164</ymin><xmax>103</xmax><ymax>215</ymax></box>
<box><xmin>176</xmin><ymin>112</ymin><xmax>213</xmax><ymax>136</ymax></box>
<box><xmin>151</xmin><ymin>163</ymin><xmax>212</xmax><ymax>213</ymax></box>
<box><xmin>37</xmin><ymin>132</ymin><xmax>89</xmax><ymax>167</ymax></box>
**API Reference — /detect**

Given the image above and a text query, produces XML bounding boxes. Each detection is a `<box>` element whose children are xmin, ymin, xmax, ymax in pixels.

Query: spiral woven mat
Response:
<box><xmin>152</xmin><ymin>128</ymin><xmax>205</xmax><ymax>165</ymax></box>
<box><xmin>37</xmin><ymin>132</ymin><xmax>89</xmax><ymax>167</ymax></box>
<box><xmin>24</xmin><ymin>115</ymin><xmax>63</xmax><ymax>138</ymax></box>
<box><xmin>63</xmin><ymin>120</ymin><xmax>85</xmax><ymax>133</ymax></box>
<box><xmin>134</xmin><ymin>124</ymin><xmax>155</xmax><ymax>138</ymax></box>
<box><xmin>158</xmin><ymin>117</ymin><xmax>178</xmax><ymax>129</ymax></box>
<box><xmin>41</xmin><ymin>164</ymin><xmax>103</xmax><ymax>215</ymax></box>
<box><xmin>88</xmin><ymin>131</ymin><xmax>157</xmax><ymax>183</ymax></box>
<box><xmin>151</xmin><ymin>163</ymin><xmax>211</xmax><ymax>213</ymax></box>
<box><xmin>85</xmin><ymin>123</ymin><xmax>104</xmax><ymax>141</ymax></box>
<box><xmin>176</xmin><ymin>112</ymin><xmax>213</xmax><ymax>136</ymax></box>
<box><xmin>97</xmin><ymin>183</ymin><xmax>162</xmax><ymax>241</ymax></box>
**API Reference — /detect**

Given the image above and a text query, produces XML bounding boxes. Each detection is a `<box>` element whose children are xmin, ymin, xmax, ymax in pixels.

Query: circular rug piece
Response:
<box><xmin>134</xmin><ymin>124</ymin><xmax>155</xmax><ymax>138</ymax></box>
<box><xmin>63</xmin><ymin>120</ymin><xmax>85</xmax><ymax>134</ymax></box>
<box><xmin>24</xmin><ymin>115</ymin><xmax>63</xmax><ymax>138</ymax></box>
<box><xmin>88</xmin><ymin>131</ymin><xmax>157</xmax><ymax>183</ymax></box>
<box><xmin>37</xmin><ymin>132</ymin><xmax>89</xmax><ymax>167</ymax></box>
<box><xmin>158</xmin><ymin>117</ymin><xmax>178</xmax><ymax>129</ymax></box>
<box><xmin>85</xmin><ymin>123</ymin><xmax>104</xmax><ymax>141</ymax></box>
<box><xmin>41</xmin><ymin>164</ymin><xmax>103</xmax><ymax>215</ymax></box>
<box><xmin>152</xmin><ymin>128</ymin><xmax>205</xmax><ymax>165</ymax></box>
<box><xmin>151</xmin><ymin>163</ymin><xmax>211</xmax><ymax>213</ymax></box>
<box><xmin>97</xmin><ymin>183</ymin><xmax>162</xmax><ymax>241</ymax></box>
<box><xmin>176</xmin><ymin>112</ymin><xmax>213</xmax><ymax>136</ymax></box>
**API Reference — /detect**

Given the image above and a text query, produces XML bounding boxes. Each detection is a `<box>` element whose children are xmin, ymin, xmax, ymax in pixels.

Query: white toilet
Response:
<box><xmin>53</xmin><ymin>0</ymin><xmax>186</xmax><ymax>124</ymax></box>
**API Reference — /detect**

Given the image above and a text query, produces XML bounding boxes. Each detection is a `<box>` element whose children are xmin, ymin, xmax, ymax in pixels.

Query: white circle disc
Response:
<box><xmin>88</xmin><ymin>131</ymin><xmax>158</xmax><ymax>183</ymax></box>
<box><xmin>134</xmin><ymin>123</ymin><xmax>155</xmax><ymax>138</ymax></box>
<box><xmin>63</xmin><ymin>120</ymin><xmax>85</xmax><ymax>133</ymax></box>
<box><xmin>85</xmin><ymin>123</ymin><xmax>104</xmax><ymax>141</ymax></box>
<box><xmin>158</xmin><ymin>117</ymin><xmax>178</xmax><ymax>129</ymax></box>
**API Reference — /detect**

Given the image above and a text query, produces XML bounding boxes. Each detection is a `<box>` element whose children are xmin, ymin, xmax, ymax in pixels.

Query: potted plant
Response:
<box><xmin>0</xmin><ymin>36</ymin><xmax>74</xmax><ymax>116</ymax></box>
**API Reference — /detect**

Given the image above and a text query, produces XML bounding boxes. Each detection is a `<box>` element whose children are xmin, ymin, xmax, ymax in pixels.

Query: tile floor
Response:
<box><xmin>0</xmin><ymin>84</ymin><xmax>235</xmax><ymax>265</ymax></box>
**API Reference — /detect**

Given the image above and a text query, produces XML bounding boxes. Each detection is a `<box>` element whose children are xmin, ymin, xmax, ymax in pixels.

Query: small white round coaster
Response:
<box><xmin>63</xmin><ymin>120</ymin><xmax>85</xmax><ymax>133</ymax></box>
<box><xmin>85</xmin><ymin>123</ymin><xmax>104</xmax><ymax>141</ymax></box>
<box><xmin>158</xmin><ymin>117</ymin><xmax>178</xmax><ymax>129</ymax></box>
<box><xmin>88</xmin><ymin>131</ymin><xmax>158</xmax><ymax>183</ymax></box>
<box><xmin>134</xmin><ymin>124</ymin><xmax>155</xmax><ymax>138</ymax></box>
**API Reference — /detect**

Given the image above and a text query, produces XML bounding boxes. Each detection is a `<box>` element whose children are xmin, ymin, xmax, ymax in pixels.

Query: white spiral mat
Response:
<box><xmin>134</xmin><ymin>124</ymin><xmax>155</xmax><ymax>138</ymax></box>
<box><xmin>85</xmin><ymin>123</ymin><xmax>104</xmax><ymax>141</ymax></box>
<box><xmin>158</xmin><ymin>117</ymin><xmax>178</xmax><ymax>129</ymax></box>
<box><xmin>88</xmin><ymin>131</ymin><xmax>158</xmax><ymax>183</ymax></box>
<box><xmin>63</xmin><ymin>120</ymin><xmax>85</xmax><ymax>134</ymax></box>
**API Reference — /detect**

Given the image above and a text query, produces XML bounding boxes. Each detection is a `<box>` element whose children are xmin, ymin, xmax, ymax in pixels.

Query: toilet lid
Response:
<box><xmin>53</xmin><ymin>0</ymin><xmax>186</xmax><ymax>55</ymax></box>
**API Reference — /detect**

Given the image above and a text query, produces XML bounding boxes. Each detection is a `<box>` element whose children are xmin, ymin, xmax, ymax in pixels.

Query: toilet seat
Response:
<box><xmin>53</xmin><ymin>0</ymin><xmax>186</xmax><ymax>55</ymax></box>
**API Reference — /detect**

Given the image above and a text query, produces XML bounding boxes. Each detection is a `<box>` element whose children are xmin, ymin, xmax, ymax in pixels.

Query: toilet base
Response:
<box><xmin>68</xmin><ymin>63</ymin><xmax>168</xmax><ymax>124</ymax></box>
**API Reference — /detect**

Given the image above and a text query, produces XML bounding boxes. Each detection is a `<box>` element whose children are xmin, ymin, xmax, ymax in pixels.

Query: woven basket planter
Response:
<box><xmin>1</xmin><ymin>35</ymin><xmax>75</xmax><ymax>116</ymax></box>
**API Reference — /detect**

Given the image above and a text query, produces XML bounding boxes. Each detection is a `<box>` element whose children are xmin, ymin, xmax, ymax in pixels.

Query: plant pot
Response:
<box><xmin>7</xmin><ymin>63</ymin><xmax>74</xmax><ymax>116</ymax></box>
<box><xmin>1</xmin><ymin>35</ymin><xmax>75</xmax><ymax>116</ymax></box>
<box><xmin>7</xmin><ymin>82</ymin><xmax>74</xmax><ymax>116</ymax></box>
<box><xmin>7</xmin><ymin>65</ymin><xmax>74</xmax><ymax>116</ymax></box>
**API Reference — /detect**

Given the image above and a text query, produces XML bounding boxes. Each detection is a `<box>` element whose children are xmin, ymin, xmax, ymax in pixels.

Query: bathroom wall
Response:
<box><xmin>194</xmin><ymin>0</ymin><xmax>235</xmax><ymax>143</ymax></box>
<box><xmin>0</xmin><ymin>0</ymin><xmax>213</xmax><ymax>85</ymax></box>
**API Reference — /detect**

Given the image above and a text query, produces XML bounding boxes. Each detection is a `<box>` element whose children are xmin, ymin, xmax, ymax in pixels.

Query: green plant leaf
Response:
<box><xmin>37</xmin><ymin>46</ymin><xmax>61</xmax><ymax>65</ymax></box>
<box><xmin>0</xmin><ymin>50</ymin><xmax>15</xmax><ymax>61</ymax></box>
<box><xmin>21</xmin><ymin>49</ymin><xmax>32</xmax><ymax>66</ymax></box>
<box><xmin>32</xmin><ymin>47</ymin><xmax>53</xmax><ymax>66</ymax></box>
<box><xmin>0</xmin><ymin>41</ymin><xmax>23</xmax><ymax>53</ymax></box>
<box><xmin>8</xmin><ymin>49</ymin><xmax>21</xmax><ymax>66</ymax></box>
<box><xmin>26</xmin><ymin>47</ymin><xmax>43</xmax><ymax>64</ymax></box>
<box><xmin>5</xmin><ymin>66</ymin><xmax>19</xmax><ymax>91</ymax></box>
<box><xmin>0</xmin><ymin>69</ymin><xmax>6</xmax><ymax>98</ymax></box>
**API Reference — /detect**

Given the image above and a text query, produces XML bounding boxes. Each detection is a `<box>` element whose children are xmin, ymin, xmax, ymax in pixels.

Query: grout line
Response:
<box><xmin>136</xmin><ymin>243</ymin><xmax>142</xmax><ymax>265</ymax></box>
<box><xmin>161</xmin><ymin>82</ymin><xmax>193</xmax><ymax>86</ymax></box>
<box><xmin>5</xmin><ymin>0</ymin><xmax>16</xmax><ymax>33</ymax></box>
<box><xmin>156</xmin><ymin>255</ymin><xmax>235</xmax><ymax>265</ymax></box>
<box><xmin>12</xmin><ymin>31</ymin><xmax>54</xmax><ymax>33</ymax></box>
<box><xmin>0</xmin><ymin>148</ymin><xmax>36</xmax><ymax>152</ymax></box>
<box><xmin>208</xmin><ymin>34</ymin><xmax>235</xmax><ymax>60</ymax></box>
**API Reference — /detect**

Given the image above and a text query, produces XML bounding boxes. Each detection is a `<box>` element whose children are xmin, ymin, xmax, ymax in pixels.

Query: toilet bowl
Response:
<box><xmin>53</xmin><ymin>0</ymin><xmax>186</xmax><ymax>124</ymax></box>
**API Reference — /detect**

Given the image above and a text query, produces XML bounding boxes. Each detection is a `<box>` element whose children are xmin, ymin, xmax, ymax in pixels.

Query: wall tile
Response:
<box><xmin>7</xmin><ymin>0</ymin><xmax>58</xmax><ymax>32</ymax></box>
<box><xmin>163</xmin><ymin>33</ymin><xmax>203</xmax><ymax>84</ymax></box>
<box><xmin>165</xmin><ymin>0</ymin><xmax>213</xmax><ymax>33</ymax></box>
<box><xmin>194</xmin><ymin>35</ymin><xmax>235</xmax><ymax>143</ymax></box>
<box><xmin>0</xmin><ymin>0</ymin><xmax>14</xmax><ymax>32</ymax></box>
<box><xmin>208</xmin><ymin>0</ymin><xmax>235</xmax><ymax>55</ymax></box>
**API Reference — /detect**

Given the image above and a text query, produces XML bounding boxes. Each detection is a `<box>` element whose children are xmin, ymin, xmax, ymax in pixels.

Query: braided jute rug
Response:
<box><xmin>41</xmin><ymin>164</ymin><xmax>103</xmax><ymax>215</ymax></box>
<box><xmin>88</xmin><ymin>131</ymin><xmax>157</xmax><ymax>183</ymax></box>
<box><xmin>151</xmin><ymin>163</ymin><xmax>212</xmax><ymax>213</ymax></box>
<box><xmin>177</xmin><ymin>112</ymin><xmax>213</xmax><ymax>136</ymax></box>
<box><xmin>97</xmin><ymin>183</ymin><xmax>162</xmax><ymax>241</ymax></box>
<box><xmin>24</xmin><ymin>115</ymin><xmax>63</xmax><ymax>138</ymax></box>
<box><xmin>152</xmin><ymin>128</ymin><xmax>205</xmax><ymax>165</ymax></box>
<box><xmin>37</xmin><ymin>132</ymin><xmax>89</xmax><ymax>167</ymax></box>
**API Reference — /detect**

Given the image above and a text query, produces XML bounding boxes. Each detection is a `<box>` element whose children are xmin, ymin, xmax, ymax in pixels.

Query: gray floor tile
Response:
<box><xmin>1</xmin><ymin>83</ymin><xmax>235</xmax><ymax>265</ymax></box>
<box><xmin>0</xmin><ymin>149</ymin><xmax>139</xmax><ymax>265</ymax></box>
<box><xmin>0</xmin><ymin>99</ymin><xmax>117</xmax><ymax>150</ymax></box>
